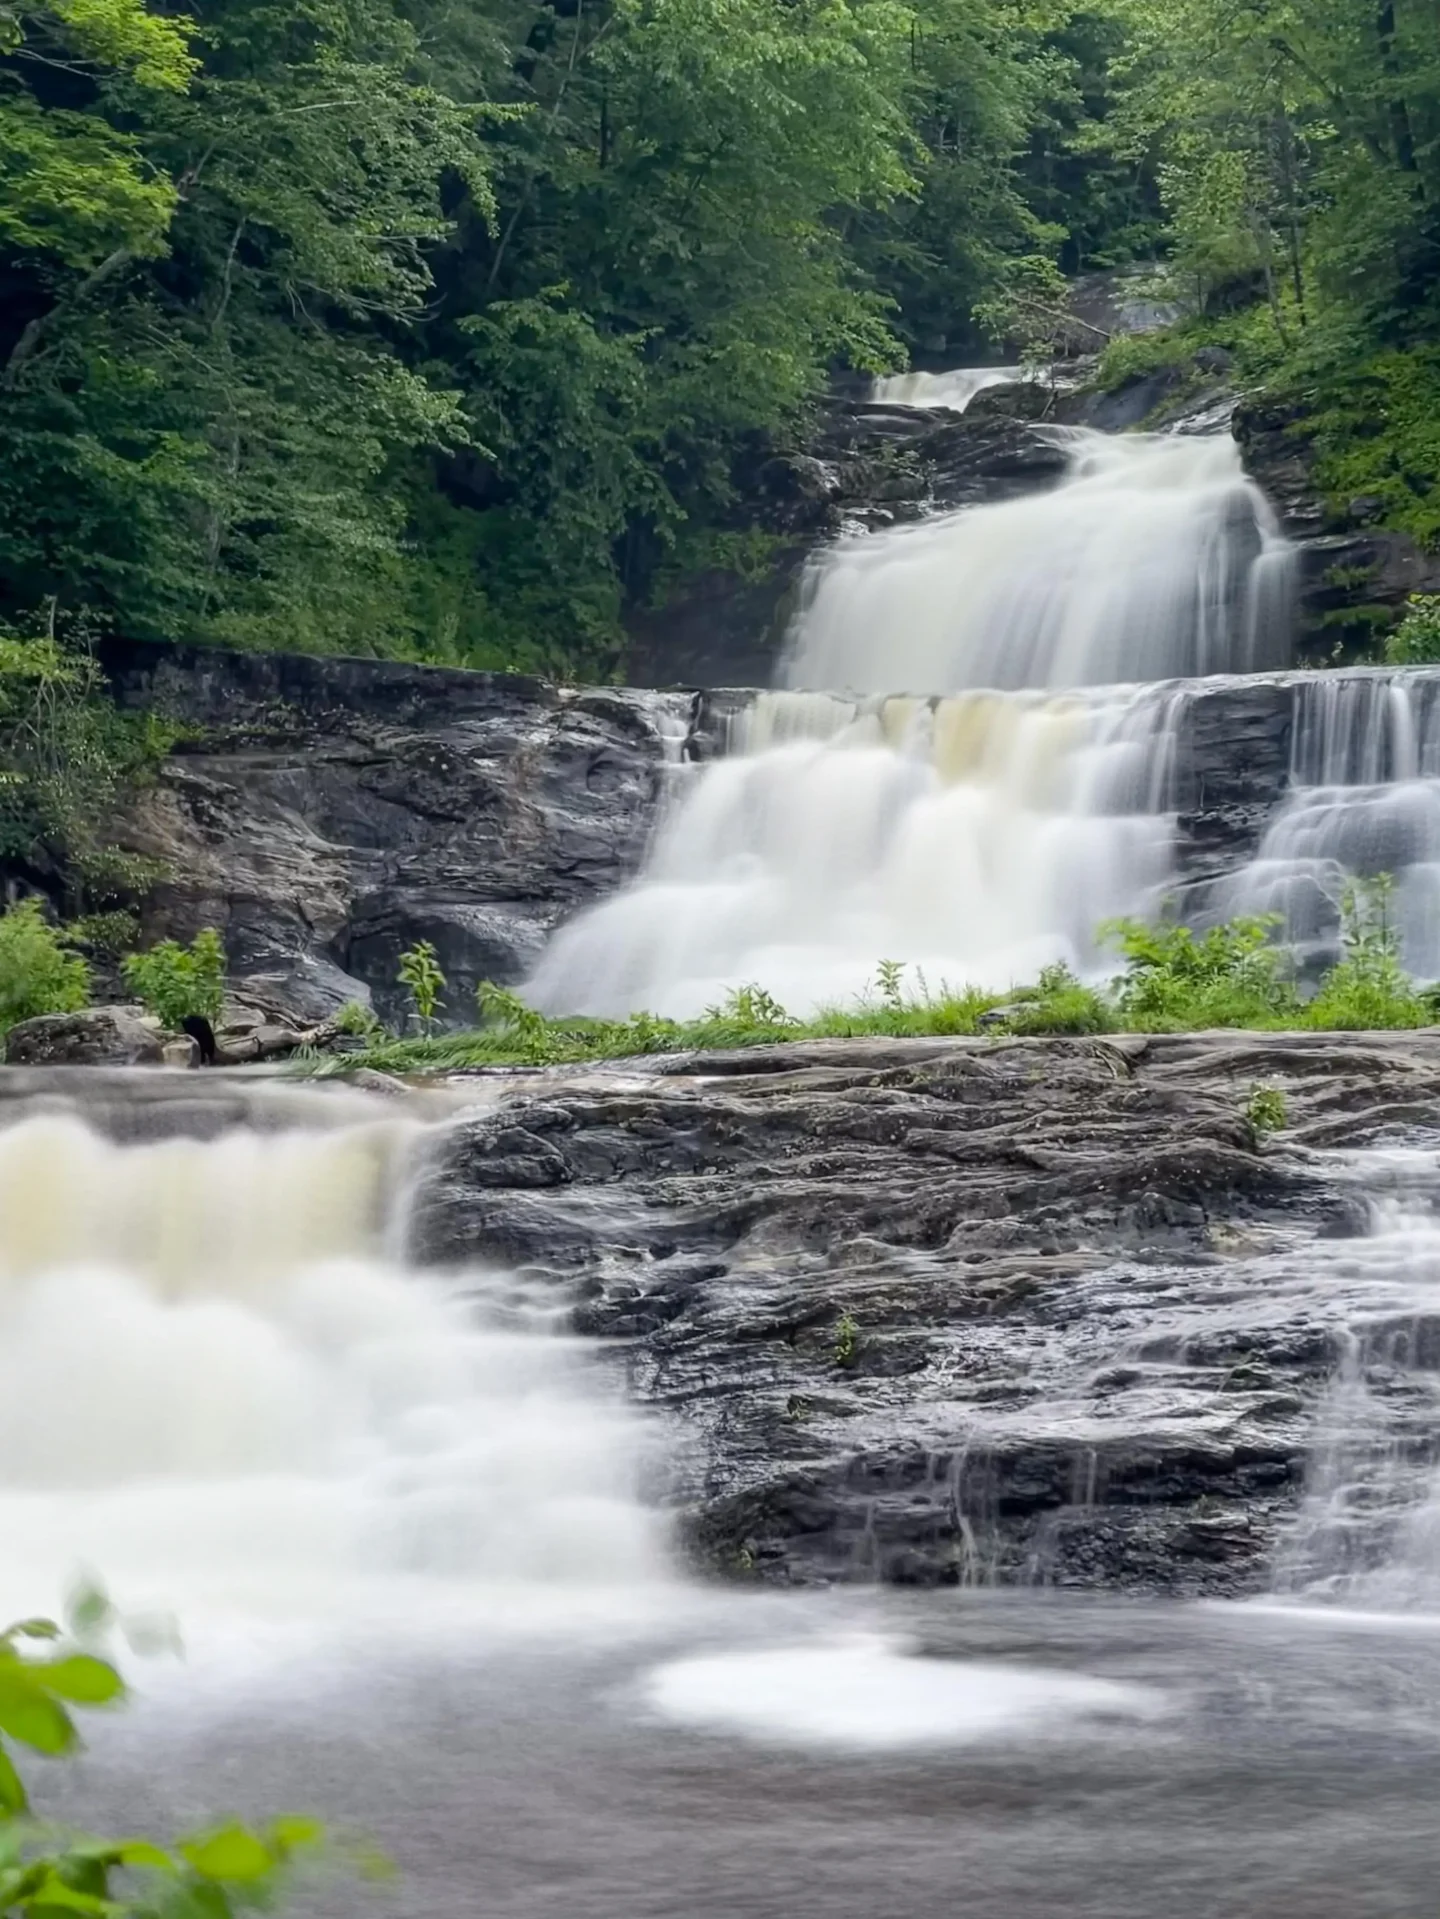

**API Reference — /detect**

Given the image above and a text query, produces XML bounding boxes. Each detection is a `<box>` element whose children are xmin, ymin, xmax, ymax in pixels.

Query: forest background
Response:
<box><xmin>1</xmin><ymin>0</ymin><xmax>1438</xmax><ymax>681</ymax></box>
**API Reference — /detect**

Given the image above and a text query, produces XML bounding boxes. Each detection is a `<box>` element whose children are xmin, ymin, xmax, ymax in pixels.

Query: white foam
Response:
<box><xmin>641</xmin><ymin>1634</ymin><xmax>1168</xmax><ymax>1750</ymax></box>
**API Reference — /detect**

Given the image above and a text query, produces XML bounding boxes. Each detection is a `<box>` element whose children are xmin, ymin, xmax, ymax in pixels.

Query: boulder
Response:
<box><xmin>5</xmin><ymin>1007</ymin><xmax>165</xmax><ymax>1067</ymax></box>
<box><xmin>408</xmin><ymin>1030</ymin><xmax>1440</xmax><ymax>1596</ymax></box>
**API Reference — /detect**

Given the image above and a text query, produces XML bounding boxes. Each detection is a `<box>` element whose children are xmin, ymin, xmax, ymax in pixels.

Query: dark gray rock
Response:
<box><xmin>409</xmin><ymin>1031</ymin><xmax>1438</xmax><ymax>1596</ymax></box>
<box><xmin>100</xmin><ymin>642</ymin><xmax>692</xmax><ymax>1027</ymax></box>
<box><xmin>5</xmin><ymin>1006</ymin><xmax>163</xmax><ymax>1066</ymax></box>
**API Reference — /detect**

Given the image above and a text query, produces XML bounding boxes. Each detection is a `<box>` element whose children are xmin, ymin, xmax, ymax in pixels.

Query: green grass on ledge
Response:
<box><xmin>310</xmin><ymin>891</ymin><xmax>1440</xmax><ymax>1077</ymax></box>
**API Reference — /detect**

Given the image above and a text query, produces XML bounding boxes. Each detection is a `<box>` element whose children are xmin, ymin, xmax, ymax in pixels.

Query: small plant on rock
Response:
<box><xmin>397</xmin><ymin>940</ymin><xmax>445</xmax><ymax>1033</ymax></box>
<box><xmin>833</xmin><ymin>1311</ymin><xmax>860</xmax><ymax>1368</ymax></box>
<box><xmin>1244</xmin><ymin>1082</ymin><xmax>1288</xmax><ymax>1141</ymax></box>
<box><xmin>122</xmin><ymin>928</ymin><xmax>225</xmax><ymax>1029</ymax></box>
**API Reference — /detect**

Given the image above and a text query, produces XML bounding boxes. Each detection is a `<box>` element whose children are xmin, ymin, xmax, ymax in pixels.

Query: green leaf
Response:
<box><xmin>66</xmin><ymin>1588</ymin><xmax>114</xmax><ymax>1642</ymax></box>
<box><xmin>111</xmin><ymin>1842</ymin><xmax>177</xmax><ymax>1872</ymax></box>
<box><xmin>180</xmin><ymin>1828</ymin><xmax>275</xmax><ymax>1884</ymax></box>
<box><xmin>266</xmin><ymin>1817</ymin><xmax>323</xmax><ymax>1855</ymax></box>
<box><xmin>0</xmin><ymin>1744</ymin><xmax>29</xmax><ymax>1815</ymax></box>
<box><xmin>7</xmin><ymin>1621</ymin><xmax>63</xmax><ymax>1643</ymax></box>
<box><xmin>36</xmin><ymin>1657</ymin><xmax>125</xmax><ymax>1706</ymax></box>
<box><xmin>26</xmin><ymin>1873</ymin><xmax>121</xmax><ymax>1914</ymax></box>
<box><xmin>0</xmin><ymin>1680</ymin><xmax>77</xmax><ymax>1757</ymax></box>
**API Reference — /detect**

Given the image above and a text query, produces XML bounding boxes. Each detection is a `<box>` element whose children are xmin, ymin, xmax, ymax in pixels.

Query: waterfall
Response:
<box><xmin>0</xmin><ymin>1108</ymin><xmax>666</xmax><ymax>1628</ymax></box>
<box><xmin>869</xmin><ymin>366</ymin><xmax>1023</xmax><ymax>411</ymax></box>
<box><xmin>530</xmin><ymin>406</ymin><xmax>1293</xmax><ymax>1020</ymax></box>
<box><xmin>530</xmin><ymin>685</ymin><xmax>1186</xmax><ymax>1019</ymax></box>
<box><xmin>781</xmin><ymin>430</ymin><xmax>1291</xmax><ymax>695</ymax></box>
<box><xmin>1225</xmin><ymin>671</ymin><xmax>1440</xmax><ymax>977</ymax></box>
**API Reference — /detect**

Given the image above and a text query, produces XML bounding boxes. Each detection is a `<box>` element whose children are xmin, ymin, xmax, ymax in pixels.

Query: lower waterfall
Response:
<box><xmin>0</xmin><ymin>1107</ymin><xmax>666</xmax><ymax>1629</ymax></box>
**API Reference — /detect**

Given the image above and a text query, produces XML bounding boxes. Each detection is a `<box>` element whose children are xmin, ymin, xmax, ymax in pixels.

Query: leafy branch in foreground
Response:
<box><xmin>0</xmin><ymin>1590</ymin><xmax>331</xmax><ymax>1919</ymax></box>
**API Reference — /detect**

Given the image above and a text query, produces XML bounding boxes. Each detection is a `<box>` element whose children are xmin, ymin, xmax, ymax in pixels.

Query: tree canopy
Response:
<box><xmin>0</xmin><ymin>0</ymin><xmax>1436</xmax><ymax>675</ymax></box>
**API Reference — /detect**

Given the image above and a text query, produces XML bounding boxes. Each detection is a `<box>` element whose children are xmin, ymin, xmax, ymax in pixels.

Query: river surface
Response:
<box><xmin>3</xmin><ymin>1087</ymin><xmax>1440</xmax><ymax>1919</ymax></box>
<box><xmin>39</xmin><ymin>1588</ymin><xmax>1440</xmax><ymax>1919</ymax></box>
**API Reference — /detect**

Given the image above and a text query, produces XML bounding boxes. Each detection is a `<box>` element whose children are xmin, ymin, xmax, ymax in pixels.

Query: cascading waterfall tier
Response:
<box><xmin>782</xmin><ymin>428</ymin><xmax>1292</xmax><ymax>695</ymax></box>
<box><xmin>0</xmin><ymin>1106</ymin><xmax>666</xmax><ymax>1626</ymax></box>
<box><xmin>528</xmin><ymin>684</ymin><xmax>1188</xmax><ymax>1019</ymax></box>
<box><xmin>1225</xmin><ymin>669</ymin><xmax>1440</xmax><ymax>977</ymax></box>
<box><xmin>868</xmin><ymin>366</ymin><xmax>1023</xmax><ymax>412</ymax></box>
<box><xmin>530</xmin><ymin>385</ymin><xmax>1296</xmax><ymax>1019</ymax></box>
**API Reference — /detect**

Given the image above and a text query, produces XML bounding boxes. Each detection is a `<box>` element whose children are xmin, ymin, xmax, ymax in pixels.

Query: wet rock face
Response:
<box><xmin>4</xmin><ymin>1006</ymin><xmax>163</xmax><ymax>1067</ymax></box>
<box><xmin>102</xmin><ymin>641</ymin><xmax>692</xmax><ymax>1025</ymax></box>
<box><xmin>409</xmin><ymin>1032</ymin><xmax>1435</xmax><ymax>1597</ymax></box>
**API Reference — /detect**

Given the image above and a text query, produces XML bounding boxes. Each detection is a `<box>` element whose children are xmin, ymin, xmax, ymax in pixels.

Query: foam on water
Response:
<box><xmin>641</xmin><ymin>1634</ymin><xmax>1168</xmax><ymax>1750</ymax></box>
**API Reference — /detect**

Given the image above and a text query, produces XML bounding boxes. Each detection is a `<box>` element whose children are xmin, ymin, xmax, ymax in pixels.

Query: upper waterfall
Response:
<box><xmin>782</xmin><ymin>427</ymin><xmax>1292</xmax><ymax>694</ymax></box>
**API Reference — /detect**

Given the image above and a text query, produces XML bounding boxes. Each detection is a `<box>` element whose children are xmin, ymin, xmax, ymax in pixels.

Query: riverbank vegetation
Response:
<box><xmin>310</xmin><ymin>883</ymin><xmax>1440</xmax><ymax>1075</ymax></box>
<box><xmin>1</xmin><ymin>0</ymin><xmax>1435</xmax><ymax>686</ymax></box>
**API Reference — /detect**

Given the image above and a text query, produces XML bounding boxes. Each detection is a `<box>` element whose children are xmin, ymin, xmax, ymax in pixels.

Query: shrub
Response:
<box><xmin>1103</xmin><ymin>914</ymin><xmax>1298</xmax><ymax>1030</ymax></box>
<box><xmin>1244</xmin><ymin>1083</ymin><xmax>1288</xmax><ymax>1140</ymax></box>
<box><xmin>1304</xmin><ymin>875</ymin><xmax>1426</xmax><ymax>1028</ymax></box>
<box><xmin>0</xmin><ymin>896</ymin><xmax>90</xmax><ymax>1035</ymax></box>
<box><xmin>334</xmin><ymin>999</ymin><xmax>384</xmax><ymax>1038</ymax></box>
<box><xmin>1008</xmin><ymin>961</ymin><xmax>1116</xmax><ymax>1035</ymax></box>
<box><xmin>1383</xmin><ymin>594</ymin><xmax>1440</xmax><ymax>666</ymax></box>
<box><xmin>122</xmin><ymin>928</ymin><xmax>226</xmax><ymax>1029</ymax></box>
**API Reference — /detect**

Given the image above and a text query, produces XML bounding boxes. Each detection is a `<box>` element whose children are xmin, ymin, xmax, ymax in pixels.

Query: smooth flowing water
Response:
<box><xmin>1226</xmin><ymin>670</ymin><xmax>1440</xmax><ymax>976</ymax></box>
<box><xmin>12</xmin><ymin>1095</ymin><xmax>1440</xmax><ymax>1918</ymax></box>
<box><xmin>530</xmin><ymin>400</ymin><xmax>1298</xmax><ymax>1019</ymax></box>
<box><xmin>16</xmin><ymin>381</ymin><xmax>1440</xmax><ymax>1916</ymax></box>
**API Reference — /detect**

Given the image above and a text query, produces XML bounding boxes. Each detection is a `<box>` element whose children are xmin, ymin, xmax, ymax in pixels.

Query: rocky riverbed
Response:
<box><xmin>411</xmin><ymin>1030</ymin><xmax>1440</xmax><ymax>1597</ymax></box>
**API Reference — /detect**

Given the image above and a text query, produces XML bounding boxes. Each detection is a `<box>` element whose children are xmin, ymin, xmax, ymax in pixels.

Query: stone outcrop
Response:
<box><xmin>409</xmin><ymin>1030</ymin><xmax>1440</xmax><ymax>1596</ymax></box>
<box><xmin>4</xmin><ymin>1006</ymin><xmax>164</xmax><ymax>1067</ymax></box>
<box><xmin>101</xmin><ymin>641</ymin><xmax>691</xmax><ymax>1026</ymax></box>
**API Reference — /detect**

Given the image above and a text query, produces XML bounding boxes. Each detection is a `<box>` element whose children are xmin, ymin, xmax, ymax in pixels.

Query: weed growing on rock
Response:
<box><xmin>833</xmin><ymin>1313</ymin><xmax>860</xmax><ymax>1368</ymax></box>
<box><xmin>1244</xmin><ymin>1084</ymin><xmax>1288</xmax><ymax>1140</ymax></box>
<box><xmin>398</xmin><ymin>941</ymin><xmax>446</xmax><ymax>1033</ymax></box>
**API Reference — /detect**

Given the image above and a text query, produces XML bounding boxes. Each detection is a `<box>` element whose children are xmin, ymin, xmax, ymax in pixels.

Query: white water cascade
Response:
<box><xmin>0</xmin><ymin>1106</ymin><xmax>666</xmax><ymax>1632</ymax></box>
<box><xmin>1225</xmin><ymin>671</ymin><xmax>1440</xmax><ymax>977</ymax></box>
<box><xmin>782</xmin><ymin>429</ymin><xmax>1291</xmax><ymax>695</ymax></box>
<box><xmin>530</xmin><ymin>401</ymin><xmax>1294</xmax><ymax>1020</ymax></box>
<box><xmin>869</xmin><ymin>366</ymin><xmax>1023</xmax><ymax>411</ymax></box>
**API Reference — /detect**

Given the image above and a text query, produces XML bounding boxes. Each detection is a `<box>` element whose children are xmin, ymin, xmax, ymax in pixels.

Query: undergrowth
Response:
<box><xmin>305</xmin><ymin>882</ymin><xmax>1438</xmax><ymax>1077</ymax></box>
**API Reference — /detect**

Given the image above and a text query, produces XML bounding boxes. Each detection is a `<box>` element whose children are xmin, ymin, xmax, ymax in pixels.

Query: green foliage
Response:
<box><xmin>0</xmin><ymin>1593</ymin><xmax>330</xmax><ymax>1919</ymax></box>
<box><xmin>0</xmin><ymin>618</ymin><xmax>176</xmax><ymax>905</ymax></box>
<box><xmin>333</xmin><ymin>999</ymin><xmax>384</xmax><ymax>1039</ymax></box>
<box><xmin>398</xmin><ymin>941</ymin><xmax>445</xmax><ymax>1032</ymax></box>
<box><xmin>1383</xmin><ymin>595</ymin><xmax>1440</xmax><ymax>665</ymax></box>
<box><xmin>121</xmin><ymin>927</ymin><xmax>224</xmax><ymax>1029</ymax></box>
<box><xmin>833</xmin><ymin>1312</ymin><xmax>860</xmax><ymax>1369</ymax></box>
<box><xmin>312</xmin><ymin>891</ymin><xmax>1440</xmax><ymax>1079</ymax></box>
<box><xmin>0</xmin><ymin>897</ymin><xmax>90</xmax><ymax>1036</ymax></box>
<box><xmin>1305</xmin><ymin>875</ymin><xmax>1427</xmax><ymax>1029</ymax></box>
<box><xmin>1007</xmin><ymin>962</ymin><xmax>1116</xmax><ymax>1035</ymax></box>
<box><xmin>1244</xmin><ymin>1083</ymin><xmax>1288</xmax><ymax>1141</ymax></box>
<box><xmin>1103</xmin><ymin>914</ymin><xmax>1299</xmax><ymax>1030</ymax></box>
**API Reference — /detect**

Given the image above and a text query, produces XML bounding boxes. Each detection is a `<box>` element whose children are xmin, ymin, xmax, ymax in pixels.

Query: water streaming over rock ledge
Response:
<box><xmin>0</xmin><ymin>1095</ymin><xmax>667</xmax><ymax>1629</ymax></box>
